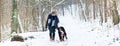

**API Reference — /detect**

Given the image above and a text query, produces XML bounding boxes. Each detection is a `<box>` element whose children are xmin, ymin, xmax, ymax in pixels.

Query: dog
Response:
<box><xmin>58</xmin><ymin>27</ymin><xmax>68</xmax><ymax>41</ymax></box>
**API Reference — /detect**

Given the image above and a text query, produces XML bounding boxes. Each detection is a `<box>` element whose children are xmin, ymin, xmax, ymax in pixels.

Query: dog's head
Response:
<box><xmin>58</xmin><ymin>27</ymin><xmax>65</xmax><ymax>32</ymax></box>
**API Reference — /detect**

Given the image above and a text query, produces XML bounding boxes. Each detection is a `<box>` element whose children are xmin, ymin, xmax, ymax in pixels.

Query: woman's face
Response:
<box><xmin>52</xmin><ymin>13</ymin><xmax>56</xmax><ymax>16</ymax></box>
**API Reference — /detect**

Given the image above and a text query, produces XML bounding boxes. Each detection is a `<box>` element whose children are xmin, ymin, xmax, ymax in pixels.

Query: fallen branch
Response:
<box><xmin>18</xmin><ymin>15</ymin><xmax>24</xmax><ymax>33</ymax></box>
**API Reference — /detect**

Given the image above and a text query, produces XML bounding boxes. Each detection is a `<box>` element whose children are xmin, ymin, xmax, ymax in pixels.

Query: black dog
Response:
<box><xmin>58</xmin><ymin>27</ymin><xmax>68</xmax><ymax>41</ymax></box>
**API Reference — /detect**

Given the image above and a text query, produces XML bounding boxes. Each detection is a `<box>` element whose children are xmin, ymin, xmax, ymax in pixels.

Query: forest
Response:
<box><xmin>0</xmin><ymin>0</ymin><xmax>120</xmax><ymax>46</ymax></box>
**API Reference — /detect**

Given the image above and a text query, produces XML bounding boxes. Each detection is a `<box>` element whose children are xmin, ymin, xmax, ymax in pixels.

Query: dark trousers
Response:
<box><xmin>49</xmin><ymin>27</ymin><xmax>55</xmax><ymax>37</ymax></box>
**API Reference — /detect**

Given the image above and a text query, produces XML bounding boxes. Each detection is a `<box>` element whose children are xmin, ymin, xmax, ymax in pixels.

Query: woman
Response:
<box><xmin>45</xmin><ymin>11</ymin><xmax>59</xmax><ymax>41</ymax></box>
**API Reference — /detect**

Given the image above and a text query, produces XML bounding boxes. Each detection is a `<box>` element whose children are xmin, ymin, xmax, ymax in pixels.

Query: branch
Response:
<box><xmin>18</xmin><ymin>15</ymin><xmax>24</xmax><ymax>33</ymax></box>
<box><xmin>52</xmin><ymin>0</ymin><xmax>65</xmax><ymax>9</ymax></box>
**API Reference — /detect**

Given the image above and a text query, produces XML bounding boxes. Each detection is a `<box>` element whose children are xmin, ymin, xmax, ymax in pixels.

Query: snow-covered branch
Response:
<box><xmin>52</xmin><ymin>0</ymin><xmax>65</xmax><ymax>9</ymax></box>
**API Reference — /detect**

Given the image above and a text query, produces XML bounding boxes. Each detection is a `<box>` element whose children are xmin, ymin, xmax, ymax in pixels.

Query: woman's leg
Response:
<box><xmin>49</xmin><ymin>27</ymin><xmax>52</xmax><ymax>40</ymax></box>
<box><xmin>49</xmin><ymin>27</ymin><xmax>55</xmax><ymax>40</ymax></box>
<box><xmin>52</xmin><ymin>28</ymin><xmax>55</xmax><ymax>40</ymax></box>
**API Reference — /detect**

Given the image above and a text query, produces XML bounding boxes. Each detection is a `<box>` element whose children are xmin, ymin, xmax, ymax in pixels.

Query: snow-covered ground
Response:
<box><xmin>1</xmin><ymin>15</ymin><xmax>120</xmax><ymax>46</ymax></box>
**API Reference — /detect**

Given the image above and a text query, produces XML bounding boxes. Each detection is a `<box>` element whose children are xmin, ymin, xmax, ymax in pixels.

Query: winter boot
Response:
<box><xmin>50</xmin><ymin>36</ymin><xmax>55</xmax><ymax>41</ymax></box>
<box><xmin>50</xmin><ymin>36</ymin><xmax>54</xmax><ymax>41</ymax></box>
<box><xmin>50</xmin><ymin>36</ymin><xmax>52</xmax><ymax>40</ymax></box>
<box><xmin>52</xmin><ymin>36</ymin><xmax>55</xmax><ymax>40</ymax></box>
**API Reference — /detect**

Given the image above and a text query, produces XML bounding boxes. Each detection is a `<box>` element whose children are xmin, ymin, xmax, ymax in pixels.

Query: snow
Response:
<box><xmin>0</xmin><ymin>41</ymin><xmax>27</xmax><ymax>46</ymax></box>
<box><xmin>1</xmin><ymin>15</ymin><xmax>120</xmax><ymax>46</ymax></box>
<box><xmin>1</xmin><ymin>4</ymin><xmax>120</xmax><ymax>46</ymax></box>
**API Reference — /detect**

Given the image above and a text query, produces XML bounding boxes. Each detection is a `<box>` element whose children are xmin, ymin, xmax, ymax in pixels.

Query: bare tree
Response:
<box><xmin>93</xmin><ymin>0</ymin><xmax>96</xmax><ymax>19</ymax></box>
<box><xmin>110</xmin><ymin>0</ymin><xmax>119</xmax><ymax>25</ymax></box>
<box><xmin>0</xmin><ymin>0</ymin><xmax>1</xmax><ymax>41</ymax></box>
<box><xmin>104</xmin><ymin>0</ymin><xmax>108</xmax><ymax>22</ymax></box>
<box><xmin>0</xmin><ymin>0</ymin><xmax>12</xmax><ymax>41</ymax></box>
<box><xmin>11</xmin><ymin>0</ymin><xmax>19</xmax><ymax>33</ymax></box>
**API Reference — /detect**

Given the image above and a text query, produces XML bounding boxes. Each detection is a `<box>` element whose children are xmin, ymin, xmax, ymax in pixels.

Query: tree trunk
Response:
<box><xmin>99</xmin><ymin>0</ymin><xmax>103</xmax><ymax>24</ymax></box>
<box><xmin>111</xmin><ymin>0</ymin><xmax>119</xmax><ymax>25</ymax></box>
<box><xmin>79</xmin><ymin>0</ymin><xmax>86</xmax><ymax>21</ymax></box>
<box><xmin>85</xmin><ymin>0</ymin><xmax>89</xmax><ymax>21</ymax></box>
<box><xmin>93</xmin><ymin>0</ymin><xmax>95</xmax><ymax>19</ymax></box>
<box><xmin>104</xmin><ymin>0</ymin><xmax>108</xmax><ymax>22</ymax></box>
<box><xmin>11</xmin><ymin>0</ymin><xmax>19</xmax><ymax>33</ymax></box>
<box><xmin>62</xmin><ymin>5</ymin><xmax>65</xmax><ymax>16</ymax></box>
<box><xmin>0</xmin><ymin>0</ymin><xmax>1</xmax><ymax>42</ymax></box>
<box><xmin>0</xmin><ymin>0</ymin><xmax>12</xmax><ymax>41</ymax></box>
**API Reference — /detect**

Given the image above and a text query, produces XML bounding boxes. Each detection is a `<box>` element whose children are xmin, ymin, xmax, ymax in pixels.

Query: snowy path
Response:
<box><xmin>1</xmin><ymin>16</ymin><xmax>120</xmax><ymax>46</ymax></box>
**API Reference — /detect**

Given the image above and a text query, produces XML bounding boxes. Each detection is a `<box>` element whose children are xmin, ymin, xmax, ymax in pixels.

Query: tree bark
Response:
<box><xmin>104</xmin><ymin>0</ymin><xmax>108</xmax><ymax>22</ymax></box>
<box><xmin>11</xmin><ymin>0</ymin><xmax>19</xmax><ymax>33</ymax></box>
<box><xmin>0</xmin><ymin>0</ymin><xmax>12</xmax><ymax>41</ymax></box>
<box><xmin>110</xmin><ymin>0</ymin><xmax>119</xmax><ymax>25</ymax></box>
<box><xmin>0</xmin><ymin>0</ymin><xmax>1</xmax><ymax>42</ymax></box>
<box><xmin>93</xmin><ymin>0</ymin><xmax>95</xmax><ymax>19</ymax></box>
